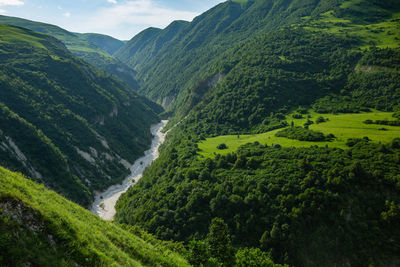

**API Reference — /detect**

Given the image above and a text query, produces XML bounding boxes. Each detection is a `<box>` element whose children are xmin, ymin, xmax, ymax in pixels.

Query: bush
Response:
<box><xmin>276</xmin><ymin>126</ymin><xmax>329</xmax><ymax>142</ymax></box>
<box><xmin>316</xmin><ymin>116</ymin><xmax>326</xmax><ymax>124</ymax></box>
<box><xmin>217</xmin><ymin>143</ymin><xmax>228</xmax><ymax>150</ymax></box>
<box><xmin>292</xmin><ymin>114</ymin><xmax>303</xmax><ymax>119</ymax></box>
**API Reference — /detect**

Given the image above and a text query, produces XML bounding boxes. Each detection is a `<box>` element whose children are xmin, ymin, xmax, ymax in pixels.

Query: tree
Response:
<box><xmin>206</xmin><ymin>218</ymin><xmax>235</xmax><ymax>266</ymax></box>
<box><xmin>235</xmin><ymin>247</ymin><xmax>284</xmax><ymax>267</ymax></box>
<box><xmin>187</xmin><ymin>240</ymin><xmax>209</xmax><ymax>266</ymax></box>
<box><xmin>217</xmin><ymin>143</ymin><xmax>228</xmax><ymax>150</ymax></box>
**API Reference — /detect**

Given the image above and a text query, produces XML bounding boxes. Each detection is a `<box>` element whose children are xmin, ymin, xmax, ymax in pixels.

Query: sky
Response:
<box><xmin>0</xmin><ymin>0</ymin><xmax>226</xmax><ymax>40</ymax></box>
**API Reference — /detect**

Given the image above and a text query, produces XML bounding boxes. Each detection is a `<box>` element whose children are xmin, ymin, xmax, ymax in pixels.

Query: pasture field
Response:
<box><xmin>198</xmin><ymin>110</ymin><xmax>400</xmax><ymax>158</ymax></box>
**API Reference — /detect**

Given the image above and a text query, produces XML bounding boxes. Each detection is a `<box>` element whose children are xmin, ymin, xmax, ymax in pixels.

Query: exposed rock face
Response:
<box><xmin>0</xmin><ymin>134</ymin><xmax>43</xmax><ymax>179</ymax></box>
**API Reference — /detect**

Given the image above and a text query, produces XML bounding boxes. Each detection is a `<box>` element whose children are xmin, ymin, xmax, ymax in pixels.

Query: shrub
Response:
<box><xmin>217</xmin><ymin>143</ymin><xmax>228</xmax><ymax>150</ymax></box>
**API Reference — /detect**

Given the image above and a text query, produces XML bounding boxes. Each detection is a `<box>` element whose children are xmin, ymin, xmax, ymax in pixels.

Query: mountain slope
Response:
<box><xmin>76</xmin><ymin>32</ymin><xmax>125</xmax><ymax>55</ymax></box>
<box><xmin>115</xmin><ymin>21</ymin><xmax>189</xmax><ymax>72</ymax></box>
<box><xmin>0</xmin><ymin>166</ymin><xmax>189</xmax><ymax>266</ymax></box>
<box><xmin>114</xmin><ymin>0</ymin><xmax>400</xmax><ymax>266</ymax></box>
<box><xmin>0</xmin><ymin>24</ymin><xmax>161</xmax><ymax>206</ymax></box>
<box><xmin>0</xmin><ymin>15</ymin><xmax>139</xmax><ymax>90</ymax></box>
<box><xmin>115</xmin><ymin>0</ymin><xmax>341</xmax><ymax>108</ymax></box>
<box><xmin>116</xmin><ymin>0</ymin><xmax>400</xmax><ymax>116</ymax></box>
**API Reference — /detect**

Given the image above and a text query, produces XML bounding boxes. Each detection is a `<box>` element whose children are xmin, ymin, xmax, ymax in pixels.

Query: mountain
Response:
<box><xmin>115</xmin><ymin>21</ymin><xmax>189</xmax><ymax>72</ymax></box>
<box><xmin>114</xmin><ymin>0</ymin><xmax>400</xmax><ymax>266</ymax></box>
<box><xmin>0</xmin><ymin>166</ymin><xmax>189</xmax><ymax>266</ymax></box>
<box><xmin>115</xmin><ymin>0</ymin><xmax>339</xmax><ymax>109</ymax></box>
<box><xmin>116</xmin><ymin>0</ymin><xmax>400</xmax><ymax>116</ymax></box>
<box><xmin>0</xmin><ymin>15</ymin><xmax>139</xmax><ymax>90</ymax></box>
<box><xmin>0</xmin><ymin>24</ymin><xmax>162</xmax><ymax>206</ymax></box>
<box><xmin>75</xmin><ymin>32</ymin><xmax>125</xmax><ymax>55</ymax></box>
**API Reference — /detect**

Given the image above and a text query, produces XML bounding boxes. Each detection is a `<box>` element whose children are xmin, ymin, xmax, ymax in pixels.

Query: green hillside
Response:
<box><xmin>2</xmin><ymin>0</ymin><xmax>400</xmax><ymax>266</ymax></box>
<box><xmin>116</xmin><ymin>0</ymin><xmax>400</xmax><ymax>117</ymax></box>
<box><xmin>114</xmin><ymin>0</ymin><xmax>400</xmax><ymax>266</ymax></box>
<box><xmin>0</xmin><ymin>15</ymin><xmax>139</xmax><ymax>90</ymax></box>
<box><xmin>0</xmin><ymin>24</ymin><xmax>161</xmax><ymax>206</ymax></box>
<box><xmin>0</xmin><ymin>166</ymin><xmax>189</xmax><ymax>266</ymax></box>
<box><xmin>115</xmin><ymin>0</ymin><xmax>344</xmax><ymax>108</ymax></box>
<box><xmin>115</xmin><ymin>21</ymin><xmax>189</xmax><ymax>74</ymax></box>
<box><xmin>76</xmin><ymin>32</ymin><xmax>125</xmax><ymax>55</ymax></box>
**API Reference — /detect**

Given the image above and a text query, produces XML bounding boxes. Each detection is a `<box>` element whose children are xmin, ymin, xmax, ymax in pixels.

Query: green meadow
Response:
<box><xmin>299</xmin><ymin>5</ymin><xmax>400</xmax><ymax>49</ymax></box>
<box><xmin>198</xmin><ymin>111</ymin><xmax>400</xmax><ymax>158</ymax></box>
<box><xmin>0</xmin><ymin>24</ymin><xmax>47</xmax><ymax>50</ymax></box>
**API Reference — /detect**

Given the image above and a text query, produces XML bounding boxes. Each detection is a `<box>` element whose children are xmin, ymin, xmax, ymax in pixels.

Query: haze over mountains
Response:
<box><xmin>0</xmin><ymin>15</ymin><xmax>139</xmax><ymax>91</ymax></box>
<box><xmin>1</xmin><ymin>0</ymin><xmax>400</xmax><ymax>266</ymax></box>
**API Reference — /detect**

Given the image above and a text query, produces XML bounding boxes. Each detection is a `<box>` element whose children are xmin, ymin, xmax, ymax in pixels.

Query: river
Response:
<box><xmin>90</xmin><ymin>120</ymin><xmax>168</xmax><ymax>220</ymax></box>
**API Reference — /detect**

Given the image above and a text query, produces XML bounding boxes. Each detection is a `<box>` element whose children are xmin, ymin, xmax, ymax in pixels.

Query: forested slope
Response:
<box><xmin>115</xmin><ymin>0</ymin><xmax>400</xmax><ymax>266</ymax></box>
<box><xmin>116</xmin><ymin>0</ymin><xmax>348</xmax><ymax>109</ymax></box>
<box><xmin>0</xmin><ymin>15</ymin><xmax>139</xmax><ymax>90</ymax></box>
<box><xmin>115</xmin><ymin>21</ymin><xmax>189</xmax><ymax>74</ymax></box>
<box><xmin>76</xmin><ymin>32</ymin><xmax>125</xmax><ymax>55</ymax></box>
<box><xmin>0</xmin><ymin>24</ymin><xmax>161</xmax><ymax>206</ymax></box>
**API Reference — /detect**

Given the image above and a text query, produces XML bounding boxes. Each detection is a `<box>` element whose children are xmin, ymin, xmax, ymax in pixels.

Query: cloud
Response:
<box><xmin>0</xmin><ymin>0</ymin><xmax>24</xmax><ymax>6</ymax></box>
<box><xmin>107</xmin><ymin>0</ymin><xmax>117</xmax><ymax>4</ymax></box>
<box><xmin>0</xmin><ymin>8</ymin><xmax>6</xmax><ymax>14</ymax></box>
<box><xmin>63</xmin><ymin>12</ymin><xmax>71</xmax><ymax>18</ymax></box>
<box><xmin>81</xmin><ymin>0</ymin><xmax>198</xmax><ymax>39</ymax></box>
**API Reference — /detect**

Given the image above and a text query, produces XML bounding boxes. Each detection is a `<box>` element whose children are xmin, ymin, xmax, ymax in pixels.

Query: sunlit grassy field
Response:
<box><xmin>0</xmin><ymin>24</ymin><xmax>47</xmax><ymax>49</ymax></box>
<box><xmin>299</xmin><ymin>5</ymin><xmax>400</xmax><ymax>49</ymax></box>
<box><xmin>198</xmin><ymin>111</ymin><xmax>400</xmax><ymax>158</ymax></box>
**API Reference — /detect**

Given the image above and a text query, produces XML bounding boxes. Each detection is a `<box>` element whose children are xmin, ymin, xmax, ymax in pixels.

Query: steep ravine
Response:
<box><xmin>91</xmin><ymin>120</ymin><xmax>168</xmax><ymax>220</ymax></box>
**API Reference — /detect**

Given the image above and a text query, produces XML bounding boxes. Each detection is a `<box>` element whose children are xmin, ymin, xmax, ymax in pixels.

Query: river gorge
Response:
<box><xmin>90</xmin><ymin>120</ymin><xmax>168</xmax><ymax>220</ymax></box>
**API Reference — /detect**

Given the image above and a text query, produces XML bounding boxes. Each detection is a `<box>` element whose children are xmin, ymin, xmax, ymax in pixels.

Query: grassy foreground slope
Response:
<box><xmin>0</xmin><ymin>15</ymin><xmax>139</xmax><ymax>90</ymax></box>
<box><xmin>0</xmin><ymin>166</ymin><xmax>189</xmax><ymax>266</ymax></box>
<box><xmin>198</xmin><ymin>110</ymin><xmax>400</xmax><ymax>157</ymax></box>
<box><xmin>0</xmin><ymin>24</ymin><xmax>161</xmax><ymax>206</ymax></box>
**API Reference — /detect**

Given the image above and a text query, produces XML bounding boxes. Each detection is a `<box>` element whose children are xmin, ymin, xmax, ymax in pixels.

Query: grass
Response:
<box><xmin>0</xmin><ymin>166</ymin><xmax>189</xmax><ymax>266</ymax></box>
<box><xmin>297</xmin><ymin>2</ymin><xmax>400</xmax><ymax>49</ymax></box>
<box><xmin>198</xmin><ymin>110</ymin><xmax>400</xmax><ymax>158</ymax></box>
<box><xmin>0</xmin><ymin>24</ymin><xmax>47</xmax><ymax>50</ymax></box>
<box><xmin>0</xmin><ymin>15</ymin><xmax>115</xmax><ymax>59</ymax></box>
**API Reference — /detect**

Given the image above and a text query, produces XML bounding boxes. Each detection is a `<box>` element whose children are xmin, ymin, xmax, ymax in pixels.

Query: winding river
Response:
<box><xmin>90</xmin><ymin>120</ymin><xmax>168</xmax><ymax>220</ymax></box>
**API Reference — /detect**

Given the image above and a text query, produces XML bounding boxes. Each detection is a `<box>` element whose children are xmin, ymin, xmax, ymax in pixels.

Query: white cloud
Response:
<box><xmin>107</xmin><ymin>0</ymin><xmax>117</xmax><ymax>4</ymax></box>
<box><xmin>63</xmin><ymin>12</ymin><xmax>71</xmax><ymax>18</ymax></box>
<box><xmin>0</xmin><ymin>8</ymin><xmax>6</xmax><ymax>14</ymax></box>
<box><xmin>79</xmin><ymin>0</ymin><xmax>198</xmax><ymax>39</ymax></box>
<box><xmin>0</xmin><ymin>0</ymin><xmax>24</xmax><ymax>6</ymax></box>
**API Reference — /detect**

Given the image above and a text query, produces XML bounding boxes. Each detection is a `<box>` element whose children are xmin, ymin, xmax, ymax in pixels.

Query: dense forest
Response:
<box><xmin>114</xmin><ymin>0</ymin><xmax>400</xmax><ymax>266</ymax></box>
<box><xmin>117</xmin><ymin>135</ymin><xmax>400</xmax><ymax>266</ymax></box>
<box><xmin>0</xmin><ymin>24</ymin><xmax>161</xmax><ymax>206</ymax></box>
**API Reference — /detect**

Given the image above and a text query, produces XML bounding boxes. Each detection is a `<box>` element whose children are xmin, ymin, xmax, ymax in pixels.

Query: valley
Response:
<box><xmin>1</xmin><ymin>0</ymin><xmax>400</xmax><ymax>266</ymax></box>
<box><xmin>91</xmin><ymin>120</ymin><xmax>168</xmax><ymax>220</ymax></box>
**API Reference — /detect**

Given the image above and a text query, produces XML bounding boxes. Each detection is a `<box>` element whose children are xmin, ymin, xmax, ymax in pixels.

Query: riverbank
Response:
<box><xmin>90</xmin><ymin>120</ymin><xmax>168</xmax><ymax>220</ymax></box>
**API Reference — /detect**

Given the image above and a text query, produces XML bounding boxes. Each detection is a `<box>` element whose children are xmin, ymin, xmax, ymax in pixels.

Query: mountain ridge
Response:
<box><xmin>0</xmin><ymin>24</ymin><xmax>162</xmax><ymax>206</ymax></box>
<box><xmin>0</xmin><ymin>14</ymin><xmax>139</xmax><ymax>90</ymax></box>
